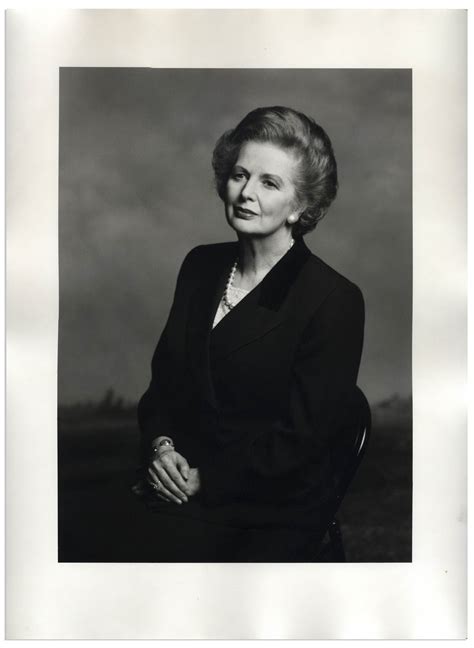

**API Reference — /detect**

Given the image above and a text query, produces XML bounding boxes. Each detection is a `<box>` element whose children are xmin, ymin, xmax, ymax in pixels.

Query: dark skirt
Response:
<box><xmin>62</xmin><ymin>481</ymin><xmax>328</xmax><ymax>563</ymax></box>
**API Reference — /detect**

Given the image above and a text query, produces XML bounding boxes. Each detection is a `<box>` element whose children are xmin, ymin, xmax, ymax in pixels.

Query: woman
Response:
<box><xmin>132</xmin><ymin>106</ymin><xmax>366</xmax><ymax>562</ymax></box>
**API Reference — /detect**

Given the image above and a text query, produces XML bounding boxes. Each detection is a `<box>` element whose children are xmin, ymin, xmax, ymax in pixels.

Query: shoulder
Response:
<box><xmin>294</xmin><ymin>251</ymin><xmax>365</xmax><ymax>347</ymax></box>
<box><xmin>303</xmin><ymin>246</ymin><xmax>364</xmax><ymax>307</ymax></box>
<box><xmin>183</xmin><ymin>242</ymin><xmax>235</xmax><ymax>266</ymax></box>
<box><xmin>309</xmin><ymin>252</ymin><xmax>363</xmax><ymax>296</ymax></box>
<box><xmin>176</xmin><ymin>242</ymin><xmax>235</xmax><ymax>283</ymax></box>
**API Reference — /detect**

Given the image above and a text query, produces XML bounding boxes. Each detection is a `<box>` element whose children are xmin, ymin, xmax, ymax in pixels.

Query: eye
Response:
<box><xmin>262</xmin><ymin>179</ymin><xmax>278</xmax><ymax>189</ymax></box>
<box><xmin>230</xmin><ymin>172</ymin><xmax>246</xmax><ymax>181</ymax></box>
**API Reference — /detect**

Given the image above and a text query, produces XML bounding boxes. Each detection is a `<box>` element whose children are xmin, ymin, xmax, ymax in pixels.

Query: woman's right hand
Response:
<box><xmin>147</xmin><ymin>449</ymin><xmax>191</xmax><ymax>504</ymax></box>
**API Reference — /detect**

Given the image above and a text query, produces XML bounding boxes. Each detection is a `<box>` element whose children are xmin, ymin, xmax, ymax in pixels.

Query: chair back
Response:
<box><xmin>314</xmin><ymin>387</ymin><xmax>371</xmax><ymax>561</ymax></box>
<box><xmin>330</xmin><ymin>386</ymin><xmax>372</xmax><ymax>505</ymax></box>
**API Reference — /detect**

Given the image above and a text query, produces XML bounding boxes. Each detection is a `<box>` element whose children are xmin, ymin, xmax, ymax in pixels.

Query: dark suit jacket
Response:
<box><xmin>137</xmin><ymin>237</ymin><xmax>365</xmax><ymax>530</ymax></box>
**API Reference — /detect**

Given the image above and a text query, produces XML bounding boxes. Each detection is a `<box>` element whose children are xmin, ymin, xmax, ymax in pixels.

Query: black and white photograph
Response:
<box><xmin>58</xmin><ymin>68</ymin><xmax>412</xmax><ymax>563</ymax></box>
<box><xmin>6</xmin><ymin>9</ymin><xmax>466</xmax><ymax>640</ymax></box>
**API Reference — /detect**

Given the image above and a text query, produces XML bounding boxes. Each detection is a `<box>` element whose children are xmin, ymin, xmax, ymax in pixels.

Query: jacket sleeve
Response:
<box><xmin>136</xmin><ymin>248</ymin><xmax>198</xmax><ymax>465</ymax></box>
<box><xmin>198</xmin><ymin>281</ymin><xmax>365</xmax><ymax>504</ymax></box>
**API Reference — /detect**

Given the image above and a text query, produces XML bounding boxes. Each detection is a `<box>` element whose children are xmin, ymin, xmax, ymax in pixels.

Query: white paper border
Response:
<box><xmin>5</xmin><ymin>9</ymin><xmax>467</xmax><ymax>639</ymax></box>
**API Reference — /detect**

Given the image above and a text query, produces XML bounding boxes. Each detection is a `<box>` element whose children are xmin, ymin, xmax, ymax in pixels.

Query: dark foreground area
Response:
<box><xmin>58</xmin><ymin>397</ymin><xmax>412</xmax><ymax>562</ymax></box>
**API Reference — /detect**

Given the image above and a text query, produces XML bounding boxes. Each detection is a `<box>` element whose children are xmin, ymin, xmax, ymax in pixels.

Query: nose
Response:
<box><xmin>240</xmin><ymin>177</ymin><xmax>257</xmax><ymax>201</ymax></box>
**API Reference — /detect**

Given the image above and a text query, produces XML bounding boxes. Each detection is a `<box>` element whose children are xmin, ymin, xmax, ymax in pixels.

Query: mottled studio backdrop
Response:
<box><xmin>58</xmin><ymin>68</ymin><xmax>412</xmax><ymax>562</ymax></box>
<box><xmin>59</xmin><ymin>68</ymin><xmax>412</xmax><ymax>408</ymax></box>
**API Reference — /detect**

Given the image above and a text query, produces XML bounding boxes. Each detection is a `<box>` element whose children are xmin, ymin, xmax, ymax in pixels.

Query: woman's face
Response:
<box><xmin>224</xmin><ymin>141</ymin><xmax>301</xmax><ymax>239</ymax></box>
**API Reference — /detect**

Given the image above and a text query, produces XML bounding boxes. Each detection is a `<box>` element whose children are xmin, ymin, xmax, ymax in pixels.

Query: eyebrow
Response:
<box><xmin>233</xmin><ymin>165</ymin><xmax>285</xmax><ymax>185</ymax></box>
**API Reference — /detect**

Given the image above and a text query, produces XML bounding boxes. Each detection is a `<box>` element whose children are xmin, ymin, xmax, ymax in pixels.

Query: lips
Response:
<box><xmin>235</xmin><ymin>206</ymin><xmax>258</xmax><ymax>216</ymax></box>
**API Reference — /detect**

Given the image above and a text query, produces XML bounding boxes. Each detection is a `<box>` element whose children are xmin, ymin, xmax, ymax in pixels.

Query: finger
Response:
<box><xmin>154</xmin><ymin>465</ymin><xmax>188</xmax><ymax>502</ymax></box>
<box><xmin>146</xmin><ymin>471</ymin><xmax>164</xmax><ymax>494</ymax></box>
<box><xmin>150</xmin><ymin>458</ymin><xmax>188</xmax><ymax>498</ymax></box>
<box><xmin>176</xmin><ymin>454</ymin><xmax>190</xmax><ymax>480</ymax></box>
<box><xmin>161</xmin><ymin>457</ymin><xmax>190</xmax><ymax>494</ymax></box>
<box><xmin>154</xmin><ymin>492</ymin><xmax>172</xmax><ymax>503</ymax></box>
<box><xmin>145</xmin><ymin>475</ymin><xmax>171</xmax><ymax>502</ymax></box>
<box><xmin>147</xmin><ymin>468</ymin><xmax>184</xmax><ymax>505</ymax></box>
<box><xmin>147</xmin><ymin>476</ymin><xmax>180</xmax><ymax>505</ymax></box>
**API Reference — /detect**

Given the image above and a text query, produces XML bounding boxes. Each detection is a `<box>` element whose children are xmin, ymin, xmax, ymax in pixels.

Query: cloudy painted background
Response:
<box><xmin>58</xmin><ymin>68</ymin><xmax>412</xmax><ymax>407</ymax></box>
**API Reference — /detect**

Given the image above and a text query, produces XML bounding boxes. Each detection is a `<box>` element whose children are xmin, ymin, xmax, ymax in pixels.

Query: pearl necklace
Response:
<box><xmin>222</xmin><ymin>238</ymin><xmax>295</xmax><ymax>311</ymax></box>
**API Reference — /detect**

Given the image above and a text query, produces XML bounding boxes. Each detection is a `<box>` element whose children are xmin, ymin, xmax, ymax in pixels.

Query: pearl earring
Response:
<box><xmin>288</xmin><ymin>215</ymin><xmax>297</xmax><ymax>224</ymax></box>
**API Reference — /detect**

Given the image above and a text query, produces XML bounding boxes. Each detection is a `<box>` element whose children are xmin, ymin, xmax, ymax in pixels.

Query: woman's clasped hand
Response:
<box><xmin>146</xmin><ymin>441</ymin><xmax>201</xmax><ymax>504</ymax></box>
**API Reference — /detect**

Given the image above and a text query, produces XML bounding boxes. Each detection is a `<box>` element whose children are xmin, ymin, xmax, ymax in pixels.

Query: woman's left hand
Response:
<box><xmin>147</xmin><ymin>462</ymin><xmax>201</xmax><ymax>503</ymax></box>
<box><xmin>147</xmin><ymin>451</ymin><xmax>201</xmax><ymax>504</ymax></box>
<box><xmin>147</xmin><ymin>449</ymin><xmax>190</xmax><ymax>504</ymax></box>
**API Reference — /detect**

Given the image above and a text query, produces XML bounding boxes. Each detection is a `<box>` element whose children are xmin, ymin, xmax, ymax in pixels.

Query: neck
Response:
<box><xmin>235</xmin><ymin>230</ymin><xmax>295</xmax><ymax>286</ymax></box>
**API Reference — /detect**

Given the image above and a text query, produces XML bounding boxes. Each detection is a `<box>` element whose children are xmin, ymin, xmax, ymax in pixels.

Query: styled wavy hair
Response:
<box><xmin>212</xmin><ymin>106</ymin><xmax>338</xmax><ymax>237</ymax></box>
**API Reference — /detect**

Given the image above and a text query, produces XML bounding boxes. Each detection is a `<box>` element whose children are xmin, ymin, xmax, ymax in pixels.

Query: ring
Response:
<box><xmin>147</xmin><ymin>478</ymin><xmax>161</xmax><ymax>492</ymax></box>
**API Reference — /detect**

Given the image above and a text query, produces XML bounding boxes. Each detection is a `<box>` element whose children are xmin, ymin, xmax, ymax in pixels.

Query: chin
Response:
<box><xmin>227</xmin><ymin>216</ymin><xmax>261</xmax><ymax>236</ymax></box>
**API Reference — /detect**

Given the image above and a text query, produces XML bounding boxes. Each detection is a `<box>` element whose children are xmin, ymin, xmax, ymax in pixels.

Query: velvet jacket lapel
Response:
<box><xmin>186</xmin><ymin>237</ymin><xmax>311</xmax><ymax>407</ymax></box>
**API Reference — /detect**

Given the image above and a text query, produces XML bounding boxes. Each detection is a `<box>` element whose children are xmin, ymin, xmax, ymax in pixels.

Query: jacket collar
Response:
<box><xmin>257</xmin><ymin>236</ymin><xmax>311</xmax><ymax>310</ymax></box>
<box><xmin>186</xmin><ymin>237</ymin><xmax>311</xmax><ymax>407</ymax></box>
